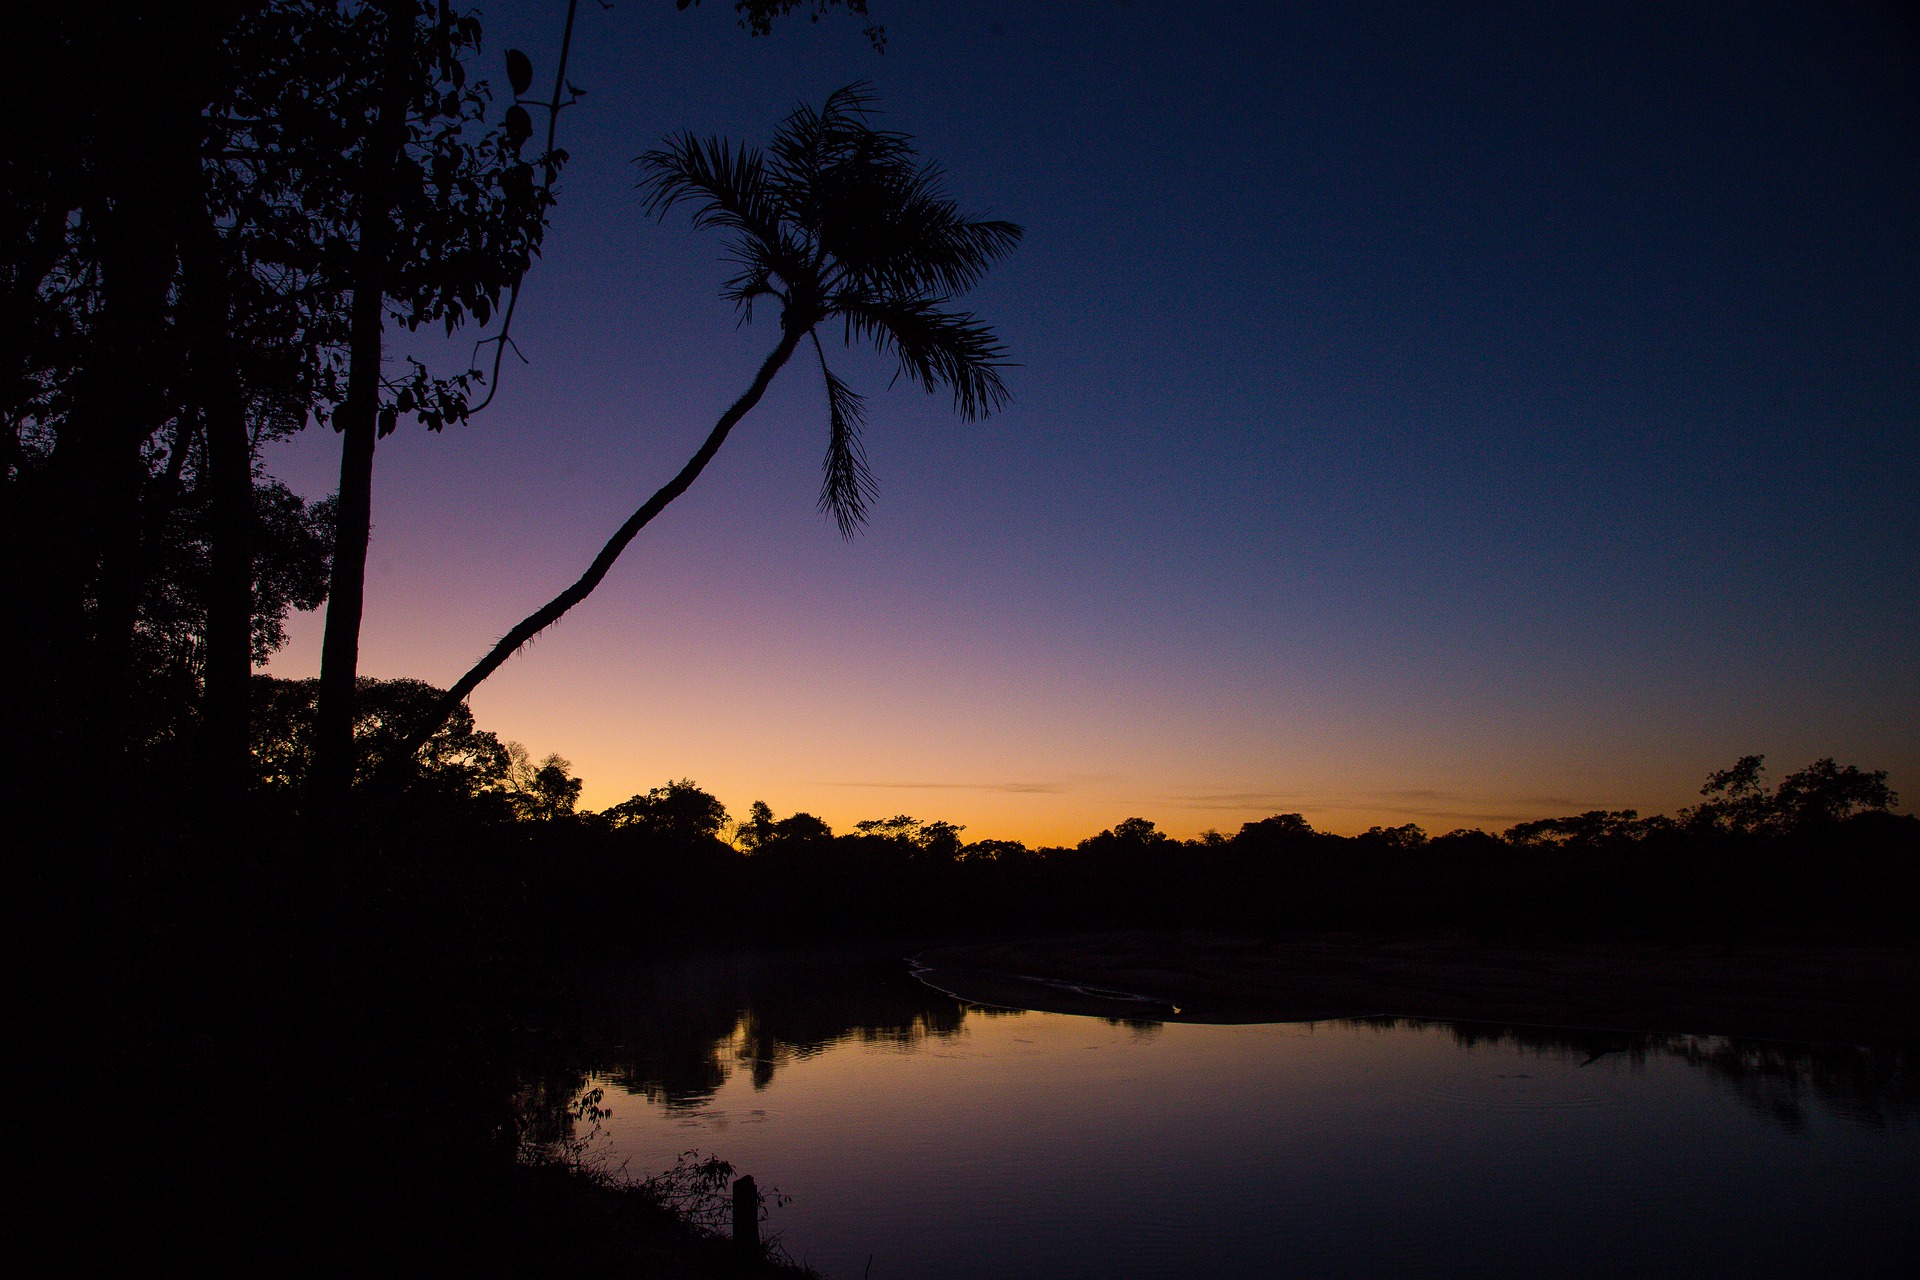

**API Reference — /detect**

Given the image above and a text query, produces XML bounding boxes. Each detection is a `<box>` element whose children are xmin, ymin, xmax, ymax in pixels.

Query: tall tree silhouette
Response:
<box><xmin>305</xmin><ymin>0</ymin><xmax>560</xmax><ymax>812</ymax></box>
<box><xmin>4</xmin><ymin>2</ymin><xmax>348</xmax><ymax>795</ymax></box>
<box><xmin>3</xmin><ymin>3</ymin><xmax>234</xmax><ymax>784</ymax></box>
<box><xmin>412</xmin><ymin>86</ymin><xmax>1020</xmax><ymax>745</ymax></box>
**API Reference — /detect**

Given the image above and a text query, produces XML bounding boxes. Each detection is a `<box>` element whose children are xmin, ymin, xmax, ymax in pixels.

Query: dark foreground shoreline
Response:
<box><xmin>912</xmin><ymin>931</ymin><xmax>1920</xmax><ymax>1044</ymax></box>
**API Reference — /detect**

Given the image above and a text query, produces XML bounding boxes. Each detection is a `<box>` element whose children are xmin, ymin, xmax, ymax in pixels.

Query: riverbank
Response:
<box><xmin>499</xmin><ymin>1159</ymin><xmax>819</xmax><ymax>1278</ymax></box>
<box><xmin>913</xmin><ymin>931</ymin><xmax>1920</xmax><ymax>1044</ymax></box>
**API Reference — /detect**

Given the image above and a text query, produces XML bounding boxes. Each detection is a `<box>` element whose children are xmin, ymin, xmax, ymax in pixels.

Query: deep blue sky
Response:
<box><xmin>268</xmin><ymin>0</ymin><xmax>1919</xmax><ymax>838</ymax></box>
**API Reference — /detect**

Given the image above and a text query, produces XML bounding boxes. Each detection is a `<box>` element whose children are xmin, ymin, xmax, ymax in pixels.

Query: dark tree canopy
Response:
<box><xmin>1683</xmin><ymin>755</ymin><xmax>1898</xmax><ymax>834</ymax></box>
<box><xmin>680</xmin><ymin>0</ymin><xmax>887</xmax><ymax>52</ymax></box>
<box><xmin>605</xmin><ymin>778</ymin><xmax>732</xmax><ymax>842</ymax></box>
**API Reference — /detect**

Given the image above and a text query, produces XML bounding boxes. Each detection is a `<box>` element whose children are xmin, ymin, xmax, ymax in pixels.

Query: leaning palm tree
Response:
<box><xmin>409</xmin><ymin>85</ymin><xmax>1021</xmax><ymax>748</ymax></box>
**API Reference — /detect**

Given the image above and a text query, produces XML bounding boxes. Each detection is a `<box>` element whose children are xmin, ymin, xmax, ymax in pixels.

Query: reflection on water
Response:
<box><xmin>1397</xmin><ymin>1020</ymin><xmax>1920</xmax><ymax>1133</ymax></box>
<box><xmin>582</xmin><ymin>949</ymin><xmax>1920</xmax><ymax>1133</ymax></box>
<box><xmin>580</xmin><ymin>948</ymin><xmax>977</xmax><ymax>1109</ymax></box>
<box><xmin>565</xmin><ymin>949</ymin><xmax>1920</xmax><ymax>1279</ymax></box>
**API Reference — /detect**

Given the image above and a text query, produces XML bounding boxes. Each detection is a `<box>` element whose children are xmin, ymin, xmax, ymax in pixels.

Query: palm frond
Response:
<box><xmin>888</xmin><ymin>203</ymin><xmax>1023</xmax><ymax>295</ymax></box>
<box><xmin>640</xmin><ymin>133</ymin><xmax>810</xmax><ymax>316</ymax></box>
<box><xmin>838</xmin><ymin>295</ymin><xmax>1014</xmax><ymax>420</ymax></box>
<box><xmin>823</xmin><ymin>162</ymin><xmax>1022</xmax><ymax>297</ymax></box>
<box><xmin>638</xmin><ymin>132</ymin><xmax>781</xmax><ymax>247</ymax></box>
<box><xmin>647</xmin><ymin>83</ymin><xmax>1019</xmax><ymax>537</ymax></box>
<box><xmin>719</xmin><ymin>238</ymin><xmax>782</xmax><ymax>324</ymax></box>
<box><xmin>812</xmin><ymin>335</ymin><xmax>876</xmax><ymax>537</ymax></box>
<box><xmin>767</xmin><ymin>82</ymin><xmax>914</xmax><ymax>236</ymax></box>
<box><xmin>767</xmin><ymin>82</ymin><xmax>888</xmax><ymax>181</ymax></box>
<box><xmin>821</xmin><ymin>81</ymin><xmax>883</xmax><ymax>122</ymax></box>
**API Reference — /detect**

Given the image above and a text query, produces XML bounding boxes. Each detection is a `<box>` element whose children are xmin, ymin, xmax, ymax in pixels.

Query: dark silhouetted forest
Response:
<box><xmin>238</xmin><ymin>673</ymin><xmax>1920</xmax><ymax>952</ymax></box>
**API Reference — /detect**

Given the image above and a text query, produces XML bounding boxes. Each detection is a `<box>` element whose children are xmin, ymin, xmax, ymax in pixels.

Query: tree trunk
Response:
<box><xmin>61</xmin><ymin>191</ymin><xmax>175</xmax><ymax>779</ymax></box>
<box><xmin>182</xmin><ymin>205</ymin><xmax>254</xmax><ymax>796</ymax></box>
<box><xmin>406</xmin><ymin>325</ymin><xmax>805</xmax><ymax>753</ymax></box>
<box><xmin>309</xmin><ymin>0</ymin><xmax>415</xmax><ymax>813</ymax></box>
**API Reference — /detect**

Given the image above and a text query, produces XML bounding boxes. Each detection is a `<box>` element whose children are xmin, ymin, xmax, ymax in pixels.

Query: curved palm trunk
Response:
<box><xmin>408</xmin><ymin>325</ymin><xmax>804</xmax><ymax>753</ymax></box>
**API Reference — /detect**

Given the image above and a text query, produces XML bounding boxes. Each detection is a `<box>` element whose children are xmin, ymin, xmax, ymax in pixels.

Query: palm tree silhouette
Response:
<box><xmin>413</xmin><ymin>86</ymin><xmax>1021</xmax><ymax>745</ymax></box>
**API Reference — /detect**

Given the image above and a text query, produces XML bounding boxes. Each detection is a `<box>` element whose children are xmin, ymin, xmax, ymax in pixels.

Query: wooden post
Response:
<box><xmin>732</xmin><ymin>1175</ymin><xmax>761</xmax><ymax>1259</ymax></box>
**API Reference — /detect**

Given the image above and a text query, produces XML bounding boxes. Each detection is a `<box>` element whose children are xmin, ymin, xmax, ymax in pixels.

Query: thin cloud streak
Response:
<box><xmin>831</xmin><ymin>779</ymin><xmax>1067</xmax><ymax>795</ymax></box>
<box><xmin>1161</xmin><ymin>787</ymin><xmax>1593</xmax><ymax>827</ymax></box>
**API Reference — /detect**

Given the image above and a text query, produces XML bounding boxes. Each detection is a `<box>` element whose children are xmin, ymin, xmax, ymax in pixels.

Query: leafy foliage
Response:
<box><xmin>604</xmin><ymin>779</ymin><xmax>732</xmax><ymax>843</ymax></box>
<box><xmin>853</xmin><ymin>813</ymin><xmax>966</xmax><ymax>859</ymax></box>
<box><xmin>506</xmin><ymin>746</ymin><xmax>586</xmax><ymax>820</ymax></box>
<box><xmin>1506</xmin><ymin>809</ymin><xmax>1664</xmax><ymax>847</ymax></box>
<box><xmin>4</xmin><ymin>1</ymin><xmax>564</xmax><ymax>781</ymax></box>
<box><xmin>219</xmin><ymin>0</ymin><xmax>564</xmax><ymax>436</ymax></box>
<box><xmin>1682</xmin><ymin>754</ymin><xmax>1899</xmax><ymax>833</ymax></box>
<box><xmin>252</xmin><ymin>674</ymin><xmax>512</xmax><ymax>794</ymax></box>
<box><xmin>679</xmin><ymin>0</ymin><xmax>887</xmax><ymax>53</ymax></box>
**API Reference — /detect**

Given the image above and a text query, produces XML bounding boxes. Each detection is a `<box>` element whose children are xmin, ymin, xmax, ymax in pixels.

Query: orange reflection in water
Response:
<box><xmin>576</xmin><ymin>987</ymin><xmax>1920</xmax><ymax>1280</ymax></box>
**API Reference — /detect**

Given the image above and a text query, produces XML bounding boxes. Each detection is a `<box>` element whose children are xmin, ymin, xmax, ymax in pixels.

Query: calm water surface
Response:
<box><xmin>572</xmin><ymin>952</ymin><xmax>1919</xmax><ymax>1278</ymax></box>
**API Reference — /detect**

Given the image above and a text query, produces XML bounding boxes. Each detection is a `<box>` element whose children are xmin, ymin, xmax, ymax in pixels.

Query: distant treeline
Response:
<box><xmin>252</xmin><ymin>675</ymin><xmax>1919</xmax><ymax>947</ymax></box>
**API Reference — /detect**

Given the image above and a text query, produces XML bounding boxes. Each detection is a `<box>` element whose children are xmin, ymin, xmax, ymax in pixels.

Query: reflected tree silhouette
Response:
<box><xmin>1369</xmin><ymin>1018</ymin><xmax>1920</xmax><ymax>1134</ymax></box>
<box><xmin>552</xmin><ymin>954</ymin><xmax>1918</xmax><ymax>1139</ymax></box>
<box><xmin>579</xmin><ymin>949</ymin><xmax>975</xmax><ymax>1110</ymax></box>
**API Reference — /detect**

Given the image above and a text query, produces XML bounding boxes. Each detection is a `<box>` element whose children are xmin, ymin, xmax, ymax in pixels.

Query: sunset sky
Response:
<box><xmin>263</xmin><ymin>0</ymin><xmax>1918</xmax><ymax>845</ymax></box>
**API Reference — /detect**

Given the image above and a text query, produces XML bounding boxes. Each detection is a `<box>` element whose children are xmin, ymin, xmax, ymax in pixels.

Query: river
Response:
<box><xmin>561</xmin><ymin>948</ymin><xmax>1919</xmax><ymax>1278</ymax></box>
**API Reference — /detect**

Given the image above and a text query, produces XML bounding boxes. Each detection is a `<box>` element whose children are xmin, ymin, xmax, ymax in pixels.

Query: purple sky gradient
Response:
<box><xmin>264</xmin><ymin>0</ymin><xmax>1919</xmax><ymax>841</ymax></box>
